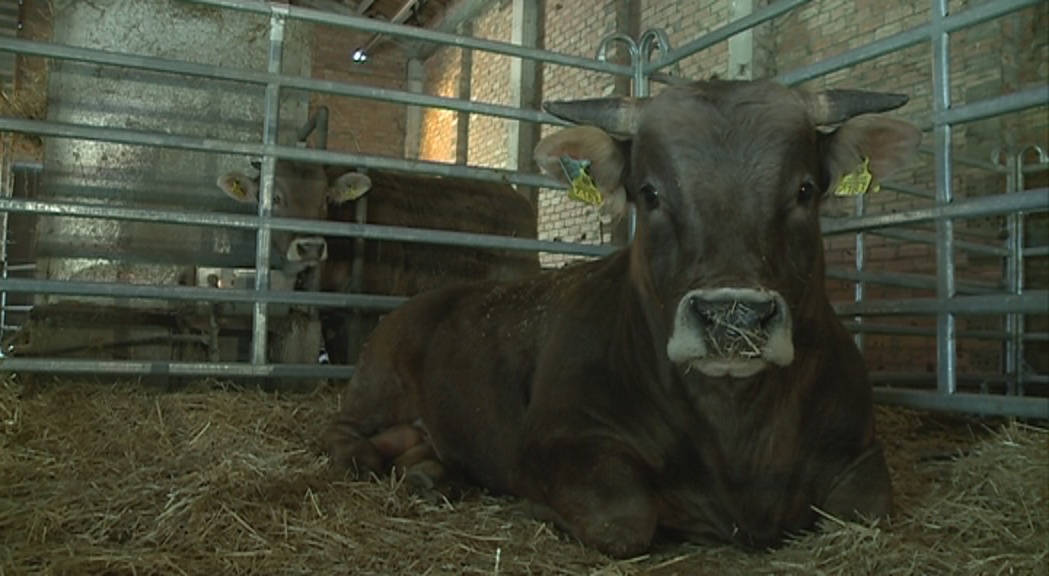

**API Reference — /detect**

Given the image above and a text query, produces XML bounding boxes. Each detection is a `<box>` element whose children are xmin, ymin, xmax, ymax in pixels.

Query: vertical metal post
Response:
<box><xmin>251</xmin><ymin>5</ymin><xmax>288</xmax><ymax>365</ymax></box>
<box><xmin>853</xmin><ymin>193</ymin><xmax>866</xmax><ymax>351</ymax></box>
<box><xmin>508</xmin><ymin>0</ymin><xmax>541</xmax><ymax>205</ymax></box>
<box><xmin>1002</xmin><ymin>149</ymin><xmax>1020</xmax><ymax>394</ymax></box>
<box><xmin>1007</xmin><ymin>145</ymin><xmax>1045</xmax><ymax>395</ymax></box>
<box><xmin>0</xmin><ymin>133</ymin><xmax>11</xmax><ymax>351</ymax></box>
<box><xmin>596</xmin><ymin>28</ymin><xmax>673</xmax><ymax>243</ymax></box>
<box><xmin>931</xmin><ymin>0</ymin><xmax>957</xmax><ymax>396</ymax></box>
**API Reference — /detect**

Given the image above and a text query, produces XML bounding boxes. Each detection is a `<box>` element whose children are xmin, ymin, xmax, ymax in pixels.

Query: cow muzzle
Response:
<box><xmin>666</xmin><ymin>288</ymin><xmax>794</xmax><ymax>378</ymax></box>
<box><xmin>286</xmin><ymin>236</ymin><xmax>329</xmax><ymax>264</ymax></box>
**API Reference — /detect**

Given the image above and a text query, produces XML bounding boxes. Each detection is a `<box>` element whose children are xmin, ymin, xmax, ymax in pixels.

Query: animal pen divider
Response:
<box><xmin>0</xmin><ymin>0</ymin><xmax>1046</xmax><ymax>420</ymax></box>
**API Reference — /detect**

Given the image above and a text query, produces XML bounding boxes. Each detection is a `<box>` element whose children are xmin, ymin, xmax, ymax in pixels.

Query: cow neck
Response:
<box><xmin>612</xmin><ymin>246</ymin><xmax>676</xmax><ymax>391</ymax></box>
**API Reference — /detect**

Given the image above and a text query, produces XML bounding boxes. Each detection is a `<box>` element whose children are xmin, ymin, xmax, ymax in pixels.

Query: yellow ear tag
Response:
<box><xmin>230</xmin><ymin>179</ymin><xmax>251</xmax><ymax>200</ymax></box>
<box><xmin>335</xmin><ymin>182</ymin><xmax>368</xmax><ymax>202</ymax></box>
<box><xmin>834</xmin><ymin>157</ymin><xmax>880</xmax><ymax>197</ymax></box>
<box><xmin>559</xmin><ymin>156</ymin><xmax>603</xmax><ymax>206</ymax></box>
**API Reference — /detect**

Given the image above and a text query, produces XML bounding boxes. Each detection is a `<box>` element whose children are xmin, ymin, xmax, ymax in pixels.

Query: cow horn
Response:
<box><xmin>804</xmin><ymin>89</ymin><xmax>910</xmax><ymax>125</ymax></box>
<box><xmin>542</xmin><ymin>97</ymin><xmax>646</xmax><ymax>136</ymax></box>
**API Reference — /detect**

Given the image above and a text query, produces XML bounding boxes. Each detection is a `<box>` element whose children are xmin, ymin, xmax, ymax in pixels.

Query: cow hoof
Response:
<box><xmin>405</xmin><ymin>459</ymin><xmax>447</xmax><ymax>493</ymax></box>
<box><xmin>323</xmin><ymin>426</ymin><xmax>385</xmax><ymax>479</ymax></box>
<box><xmin>580</xmin><ymin>524</ymin><xmax>651</xmax><ymax>559</ymax></box>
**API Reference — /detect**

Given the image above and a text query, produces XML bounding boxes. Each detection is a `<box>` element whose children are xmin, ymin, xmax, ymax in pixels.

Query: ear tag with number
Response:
<box><xmin>834</xmin><ymin>157</ymin><xmax>880</xmax><ymax>197</ymax></box>
<box><xmin>559</xmin><ymin>156</ymin><xmax>603</xmax><ymax>206</ymax></box>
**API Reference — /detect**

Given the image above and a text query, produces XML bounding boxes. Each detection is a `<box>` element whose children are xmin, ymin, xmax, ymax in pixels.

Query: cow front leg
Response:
<box><xmin>822</xmin><ymin>441</ymin><xmax>893</xmax><ymax>521</ymax></box>
<box><xmin>323</xmin><ymin>420</ymin><xmax>426</xmax><ymax>478</ymax></box>
<box><xmin>518</xmin><ymin>437</ymin><xmax>658</xmax><ymax>558</ymax></box>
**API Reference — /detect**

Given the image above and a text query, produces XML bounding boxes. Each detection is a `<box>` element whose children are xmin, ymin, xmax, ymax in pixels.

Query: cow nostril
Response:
<box><xmin>754</xmin><ymin>300</ymin><xmax>779</xmax><ymax>327</ymax></box>
<box><xmin>689</xmin><ymin>297</ymin><xmax>715</xmax><ymax>324</ymax></box>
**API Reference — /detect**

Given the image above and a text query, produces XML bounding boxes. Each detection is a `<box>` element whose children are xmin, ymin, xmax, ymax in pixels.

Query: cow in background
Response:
<box><xmin>215</xmin><ymin>161</ymin><xmax>540</xmax><ymax>363</ymax></box>
<box><xmin>322</xmin><ymin>79</ymin><xmax>922</xmax><ymax>557</ymax></box>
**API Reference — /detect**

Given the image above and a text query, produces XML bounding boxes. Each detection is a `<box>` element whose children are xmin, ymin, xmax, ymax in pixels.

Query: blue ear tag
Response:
<box><xmin>558</xmin><ymin>156</ymin><xmax>603</xmax><ymax>206</ymax></box>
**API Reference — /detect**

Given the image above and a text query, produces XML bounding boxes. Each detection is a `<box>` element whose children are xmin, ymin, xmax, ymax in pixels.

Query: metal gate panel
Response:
<box><xmin>0</xmin><ymin>0</ymin><xmax>1043</xmax><ymax>419</ymax></box>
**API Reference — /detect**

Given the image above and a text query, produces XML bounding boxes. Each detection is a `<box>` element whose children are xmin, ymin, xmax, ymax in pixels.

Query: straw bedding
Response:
<box><xmin>1</xmin><ymin>375</ymin><xmax>1045</xmax><ymax>575</ymax></box>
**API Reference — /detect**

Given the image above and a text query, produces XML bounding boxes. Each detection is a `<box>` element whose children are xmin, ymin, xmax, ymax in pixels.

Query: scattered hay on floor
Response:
<box><xmin>1</xmin><ymin>375</ymin><xmax>1045</xmax><ymax>575</ymax></box>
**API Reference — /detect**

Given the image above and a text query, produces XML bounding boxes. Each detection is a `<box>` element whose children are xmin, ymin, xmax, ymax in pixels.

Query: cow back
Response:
<box><xmin>324</xmin><ymin>171</ymin><xmax>540</xmax><ymax>296</ymax></box>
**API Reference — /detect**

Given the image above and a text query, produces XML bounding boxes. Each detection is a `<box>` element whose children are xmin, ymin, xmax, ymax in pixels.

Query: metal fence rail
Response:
<box><xmin>0</xmin><ymin>0</ymin><xmax>1045</xmax><ymax>418</ymax></box>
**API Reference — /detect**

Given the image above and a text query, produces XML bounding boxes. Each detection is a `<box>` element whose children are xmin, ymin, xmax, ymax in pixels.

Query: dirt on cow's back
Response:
<box><xmin>1</xmin><ymin>375</ymin><xmax>1045</xmax><ymax>576</ymax></box>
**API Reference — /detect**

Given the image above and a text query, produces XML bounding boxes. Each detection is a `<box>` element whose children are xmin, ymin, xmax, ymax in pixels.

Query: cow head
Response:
<box><xmin>215</xmin><ymin>161</ymin><xmax>372</xmax><ymax>274</ymax></box>
<box><xmin>536</xmin><ymin>80</ymin><xmax>920</xmax><ymax>379</ymax></box>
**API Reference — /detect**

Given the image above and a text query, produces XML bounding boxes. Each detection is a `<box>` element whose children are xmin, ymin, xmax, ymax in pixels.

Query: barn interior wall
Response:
<box><xmin>420</xmin><ymin>45</ymin><xmax>462</xmax><ymax>163</ymax></box>
<box><xmin>418</xmin><ymin>0</ymin><xmax>1046</xmax><ymax>383</ymax></box>
<box><xmin>37</xmin><ymin>0</ymin><xmax>313</xmax><ymax>305</ymax></box>
<box><xmin>1</xmin><ymin>0</ymin><xmax>51</xmax><ymax>163</ymax></box>
<box><xmin>310</xmin><ymin>27</ymin><xmax>407</xmax><ymax>157</ymax></box>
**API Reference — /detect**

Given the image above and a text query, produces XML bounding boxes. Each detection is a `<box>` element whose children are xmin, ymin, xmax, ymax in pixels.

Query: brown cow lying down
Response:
<box><xmin>322</xmin><ymin>79</ymin><xmax>921</xmax><ymax>557</ymax></box>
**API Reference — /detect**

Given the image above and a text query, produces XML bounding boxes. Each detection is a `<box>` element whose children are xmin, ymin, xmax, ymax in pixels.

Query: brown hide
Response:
<box><xmin>318</xmin><ymin>171</ymin><xmax>540</xmax><ymax>364</ymax></box>
<box><xmin>320</xmin><ymin>171</ymin><xmax>540</xmax><ymax>296</ymax></box>
<box><xmin>324</xmin><ymin>80</ymin><xmax>919</xmax><ymax>557</ymax></box>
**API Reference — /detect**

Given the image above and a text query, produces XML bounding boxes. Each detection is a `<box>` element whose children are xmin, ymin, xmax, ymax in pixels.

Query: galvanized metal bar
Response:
<box><xmin>880</xmin><ymin>180</ymin><xmax>936</xmax><ymax>200</ymax></box>
<box><xmin>917</xmin><ymin>145</ymin><xmax>1006</xmax><ymax>173</ymax></box>
<box><xmin>0</xmin><ymin>134</ymin><xmax>11</xmax><ymax>346</ymax></box>
<box><xmin>0</xmin><ymin>37</ymin><xmax>568</xmax><ymax>128</ymax></box>
<box><xmin>0</xmin><ymin>198</ymin><xmax>615</xmax><ymax>257</ymax></box>
<box><xmin>250</xmin><ymin>6</ymin><xmax>286</xmax><ymax>365</ymax></box>
<box><xmin>183</xmin><ymin>0</ymin><xmax>635</xmax><ymax>78</ymax></box>
<box><xmin>872</xmin><ymin>388</ymin><xmax>1049</xmax><ymax>419</ymax></box>
<box><xmin>868</xmin><ymin>228</ymin><xmax>1009</xmax><ymax>257</ymax></box>
<box><xmin>853</xmin><ymin>193</ymin><xmax>866</xmax><ymax>350</ymax></box>
<box><xmin>0</xmin><ymin>277</ymin><xmax>407</xmax><ymax>310</ymax></box>
<box><xmin>777</xmin><ymin>0</ymin><xmax>1042</xmax><ymax>85</ymax></box>
<box><xmin>1004</xmin><ymin>153</ymin><xmax>1023</xmax><ymax>394</ymax></box>
<box><xmin>0</xmin><ymin>117</ymin><xmax>565</xmax><ymax>190</ymax></box>
<box><xmin>646</xmin><ymin>0</ymin><xmax>810</xmax><ymax>74</ymax></box>
<box><xmin>1025</xmin><ymin>245</ymin><xmax>1049</xmax><ymax>257</ymax></box>
<box><xmin>1021</xmin><ymin>160</ymin><xmax>1049</xmax><ymax>175</ymax></box>
<box><xmin>871</xmin><ymin>372</ymin><xmax>1049</xmax><ymax>386</ymax></box>
<box><xmin>821</xmin><ymin>188</ymin><xmax>1048</xmax><ymax>235</ymax></box>
<box><xmin>931</xmin><ymin>0</ymin><xmax>957</xmax><ymax>397</ymax></box>
<box><xmin>841</xmin><ymin>322</ymin><xmax>1049</xmax><ymax>342</ymax></box>
<box><xmin>0</xmin><ymin>357</ymin><xmax>356</xmax><ymax>380</ymax></box>
<box><xmin>826</xmin><ymin>267</ymin><xmax>998</xmax><ymax>295</ymax></box>
<box><xmin>938</xmin><ymin>86</ymin><xmax>1048</xmax><ymax>126</ymax></box>
<box><xmin>832</xmin><ymin>291</ymin><xmax>1047</xmax><ymax>316</ymax></box>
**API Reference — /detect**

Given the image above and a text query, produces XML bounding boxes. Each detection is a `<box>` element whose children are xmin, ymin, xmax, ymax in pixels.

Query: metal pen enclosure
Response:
<box><xmin>0</xmin><ymin>0</ymin><xmax>1045</xmax><ymax>418</ymax></box>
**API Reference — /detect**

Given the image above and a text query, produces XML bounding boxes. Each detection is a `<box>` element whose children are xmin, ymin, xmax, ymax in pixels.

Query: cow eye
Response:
<box><xmin>797</xmin><ymin>178</ymin><xmax>819</xmax><ymax>204</ymax></box>
<box><xmin>639</xmin><ymin>184</ymin><xmax>660</xmax><ymax>209</ymax></box>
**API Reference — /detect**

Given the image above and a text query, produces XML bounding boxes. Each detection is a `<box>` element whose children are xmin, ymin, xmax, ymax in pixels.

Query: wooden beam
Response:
<box><xmin>411</xmin><ymin>0</ymin><xmax>491</xmax><ymax>60</ymax></box>
<box><xmin>455</xmin><ymin>21</ymin><xmax>473</xmax><ymax>165</ymax></box>
<box><xmin>297</xmin><ymin>0</ymin><xmax>357</xmax><ymax>17</ymax></box>
<box><xmin>404</xmin><ymin>58</ymin><xmax>425</xmax><ymax>159</ymax></box>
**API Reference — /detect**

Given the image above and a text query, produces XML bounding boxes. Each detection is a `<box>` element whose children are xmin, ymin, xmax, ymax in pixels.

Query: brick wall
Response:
<box><xmin>310</xmin><ymin>26</ymin><xmax>407</xmax><ymax>157</ymax></box>
<box><xmin>467</xmin><ymin>0</ymin><xmax>514</xmax><ymax>170</ymax></box>
<box><xmin>768</xmin><ymin>0</ymin><xmax>1047</xmax><ymax>379</ymax></box>
<box><xmin>538</xmin><ymin>0</ymin><xmax>621</xmax><ymax>267</ymax></box>
<box><xmin>420</xmin><ymin>45</ymin><xmax>461</xmax><ymax>163</ymax></box>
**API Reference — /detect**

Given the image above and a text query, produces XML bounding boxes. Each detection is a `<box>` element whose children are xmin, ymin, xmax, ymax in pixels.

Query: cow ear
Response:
<box><xmin>534</xmin><ymin>126</ymin><xmax>629</xmax><ymax>218</ymax></box>
<box><xmin>825</xmin><ymin>115</ymin><xmax>922</xmax><ymax>193</ymax></box>
<box><xmin>216</xmin><ymin>171</ymin><xmax>259</xmax><ymax>203</ymax></box>
<box><xmin>328</xmin><ymin>172</ymin><xmax>372</xmax><ymax>204</ymax></box>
